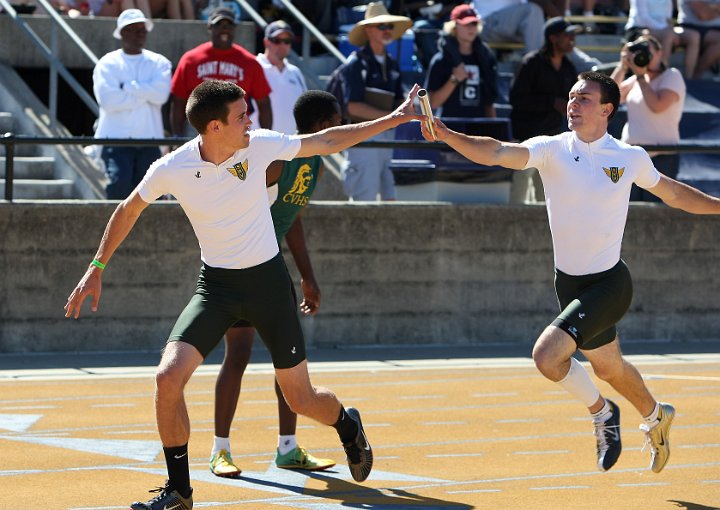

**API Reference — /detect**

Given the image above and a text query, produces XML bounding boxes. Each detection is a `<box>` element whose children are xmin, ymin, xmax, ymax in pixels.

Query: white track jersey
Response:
<box><xmin>138</xmin><ymin>130</ymin><xmax>301</xmax><ymax>269</ymax></box>
<box><xmin>523</xmin><ymin>132</ymin><xmax>660</xmax><ymax>275</ymax></box>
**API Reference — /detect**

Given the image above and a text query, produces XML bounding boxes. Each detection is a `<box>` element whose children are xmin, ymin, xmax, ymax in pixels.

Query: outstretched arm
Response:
<box><xmin>420</xmin><ymin>117</ymin><xmax>530</xmax><ymax>170</ymax></box>
<box><xmin>295</xmin><ymin>84</ymin><xmax>425</xmax><ymax>158</ymax></box>
<box><xmin>64</xmin><ymin>190</ymin><xmax>150</xmax><ymax>319</ymax></box>
<box><xmin>647</xmin><ymin>174</ymin><xmax>720</xmax><ymax>214</ymax></box>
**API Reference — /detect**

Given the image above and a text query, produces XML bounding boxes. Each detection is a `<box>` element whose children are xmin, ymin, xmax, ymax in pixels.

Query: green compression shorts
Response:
<box><xmin>167</xmin><ymin>253</ymin><xmax>306</xmax><ymax>368</ymax></box>
<box><xmin>552</xmin><ymin>259</ymin><xmax>633</xmax><ymax>350</ymax></box>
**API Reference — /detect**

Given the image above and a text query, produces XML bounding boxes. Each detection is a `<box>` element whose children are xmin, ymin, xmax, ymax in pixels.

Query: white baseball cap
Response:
<box><xmin>113</xmin><ymin>9</ymin><xmax>154</xmax><ymax>40</ymax></box>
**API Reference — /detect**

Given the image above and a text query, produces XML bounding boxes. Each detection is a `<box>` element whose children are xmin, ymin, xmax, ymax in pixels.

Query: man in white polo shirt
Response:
<box><xmin>65</xmin><ymin>79</ymin><xmax>424</xmax><ymax>510</ymax></box>
<box><xmin>250</xmin><ymin>20</ymin><xmax>307</xmax><ymax>134</ymax></box>
<box><xmin>421</xmin><ymin>71</ymin><xmax>720</xmax><ymax>475</ymax></box>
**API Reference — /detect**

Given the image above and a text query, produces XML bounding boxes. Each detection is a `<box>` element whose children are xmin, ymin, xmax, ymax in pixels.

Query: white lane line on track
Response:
<box><xmin>447</xmin><ymin>488</ymin><xmax>502</xmax><ymax>494</ymax></box>
<box><xmin>3</xmin><ymin>353</ymin><xmax>719</xmax><ymax>381</ymax></box>
<box><xmin>644</xmin><ymin>374</ymin><xmax>720</xmax><ymax>382</ymax></box>
<box><xmin>395</xmin><ymin>461</ymin><xmax>720</xmax><ymax>492</ymax></box>
<box><xmin>529</xmin><ymin>485</ymin><xmax>591</xmax><ymax>490</ymax></box>
<box><xmin>513</xmin><ymin>450</ymin><xmax>572</xmax><ymax>455</ymax></box>
<box><xmin>617</xmin><ymin>482</ymin><xmax>671</xmax><ymax>487</ymax></box>
<box><xmin>426</xmin><ymin>453</ymin><xmax>482</xmax><ymax>458</ymax></box>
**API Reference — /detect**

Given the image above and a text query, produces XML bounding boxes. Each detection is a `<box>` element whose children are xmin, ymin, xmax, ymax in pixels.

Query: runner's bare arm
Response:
<box><xmin>64</xmin><ymin>190</ymin><xmax>150</xmax><ymax>319</ymax></box>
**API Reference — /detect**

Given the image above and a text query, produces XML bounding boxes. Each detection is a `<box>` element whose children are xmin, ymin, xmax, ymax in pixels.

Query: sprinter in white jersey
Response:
<box><xmin>420</xmin><ymin>71</ymin><xmax>720</xmax><ymax>475</ymax></box>
<box><xmin>64</xmin><ymin>79</ymin><xmax>424</xmax><ymax>510</ymax></box>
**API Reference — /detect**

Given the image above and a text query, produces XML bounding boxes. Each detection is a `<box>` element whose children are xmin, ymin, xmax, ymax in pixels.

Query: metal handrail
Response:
<box><xmin>35</xmin><ymin>0</ymin><xmax>100</xmax><ymax>66</ymax></box>
<box><xmin>4</xmin><ymin>134</ymin><xmax>720</xmax><ymax>202</ymax></box>
<box><xmin>234</xmin><ymin>0</ymin><xmax>346</xmax><ymax>64</ymax></box>
<box><xmin>0</xmin><ymin>1</ymin><xmax>99</xmax><ymax>120</ymax></box>
<box><xmin>272</xmin><ymin>0</ymin><xmax>347</xmax><ymax>64</ymax></box>
<box><xmin>232</xmin><ymin>0</ymin><xmax>345</xmax><ymax>91</ymax></box>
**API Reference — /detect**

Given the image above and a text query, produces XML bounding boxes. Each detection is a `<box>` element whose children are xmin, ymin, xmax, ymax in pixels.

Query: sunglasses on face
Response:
<box><xmin>374</xmin><ymin>23</ymin><xmax>394</xmax><ymax>31</ymax></box>
<box><xmin>270</xmin><ymin>36</ymin><xmax>293</xmax><ymax>45</ymax></box>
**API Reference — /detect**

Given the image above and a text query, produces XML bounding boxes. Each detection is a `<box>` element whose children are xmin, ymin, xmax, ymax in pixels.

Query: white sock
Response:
<box><xmin>583</xmin><ymin>9</ymin><xmax>594</xmax><ymax>16</ymax></box>
<box><xmin>557</xmin><ymin>357</ymin><xmax>601</xmax><ymax>408</ymax></box>
<box><xmin>212</xmin><ymin>436</ymin><xmax>231</xmax><ymax>456</ymax></box>
<box><xmin>643</xmin><ymin>402</ymin><xmax>660</xmax><ymax>427</ymax></box>
<box><xmin>591</xmin><ymin>399</ymin><xmax>612</xmax><ymax>423</ymax></box>
<box><xmin>278</xmin><ymin>435</ymin><xmax>297</xmax><ymax>455</ymax></box>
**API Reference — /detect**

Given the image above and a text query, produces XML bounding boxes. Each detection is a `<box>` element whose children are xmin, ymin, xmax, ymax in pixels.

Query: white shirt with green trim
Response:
<box><xmin>138</xmin><ymin>129</ymin><xmax>301</xmax><ymax>269</ymax></box>
<box><xmin>523</xmin><ymin>131</ymin><xmax>661</xmax><ymax>276</ymax></box>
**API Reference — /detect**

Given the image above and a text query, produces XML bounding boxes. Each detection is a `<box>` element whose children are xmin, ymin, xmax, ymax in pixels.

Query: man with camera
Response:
<box><xmin>610</xmin><ymin>33</ymin><xmax>686</xmax><ymax>201</ymax></box>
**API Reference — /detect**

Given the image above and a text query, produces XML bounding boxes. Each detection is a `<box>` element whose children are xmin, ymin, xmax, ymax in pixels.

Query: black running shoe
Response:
<box><xmin>342</xmin><ymin>407</ymin><xmax>373</xmax><ymax>482</ymax></box>
<box><xmin>130</xmin><ymin>481</ymin><xmax>193</xmax><ymax>510</ymax></box>
<box><xmin>594</xmin><ymin>399</ymin><xmax>622</xmax><ymax>471</ymax></box>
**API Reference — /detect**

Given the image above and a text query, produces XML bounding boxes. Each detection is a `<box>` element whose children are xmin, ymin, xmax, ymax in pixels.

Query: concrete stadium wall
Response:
<box><xmin>1</xmin><ymin>201</ymin><xmax>719</xmax><ymax>353</ymax></box>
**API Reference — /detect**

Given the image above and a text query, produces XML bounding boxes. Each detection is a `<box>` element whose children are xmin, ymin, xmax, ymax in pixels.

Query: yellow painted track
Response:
<box><xmin>1</xmin><ymin>354</ymin><xmax>719</xmax><ymax>509</ymax></box>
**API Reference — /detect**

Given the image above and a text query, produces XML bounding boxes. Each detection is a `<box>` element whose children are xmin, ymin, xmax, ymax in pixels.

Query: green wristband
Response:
<box><xmin>91</xmin><ymin>258</ymin><xmax>106</xmax><ymax>270</ymax></box>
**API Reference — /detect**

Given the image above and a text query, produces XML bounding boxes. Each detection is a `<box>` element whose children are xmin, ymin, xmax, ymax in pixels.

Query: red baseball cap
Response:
<box><xmin>450</xmin><ymin>4</ymin><xmax>481</xmax><ymax>25</ymax></box>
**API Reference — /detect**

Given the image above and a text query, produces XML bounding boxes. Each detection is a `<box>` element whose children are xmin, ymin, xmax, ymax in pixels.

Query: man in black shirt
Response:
<box><xmin>510</xmin><ymin>17</ymin><xmax>582</xmax><ymax>140</ymax></box>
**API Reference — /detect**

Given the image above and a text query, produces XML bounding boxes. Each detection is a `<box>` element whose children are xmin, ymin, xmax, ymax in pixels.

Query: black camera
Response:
<box><xmin>627</xmin><ymin>40</ymin><xmax>651</xmax><ymax>67</ymax></box>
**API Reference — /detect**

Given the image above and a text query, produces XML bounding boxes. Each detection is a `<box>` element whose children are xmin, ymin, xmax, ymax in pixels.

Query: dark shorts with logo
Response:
<box><xmin>167</xmin><ymin>253</ymin><xmax>306</xmax><ymax>369</ymax></box>
<box><xmin>551</xmin><ymin>259</ymin><xmax>633</xmax><ymax>350</ymax></box>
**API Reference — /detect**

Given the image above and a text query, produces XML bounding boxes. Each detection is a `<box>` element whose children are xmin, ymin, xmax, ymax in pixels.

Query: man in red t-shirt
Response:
<box><xmin>170</xmin><ymin>6</ymin><xmax>272</xmax><ymax>136</ymax></box>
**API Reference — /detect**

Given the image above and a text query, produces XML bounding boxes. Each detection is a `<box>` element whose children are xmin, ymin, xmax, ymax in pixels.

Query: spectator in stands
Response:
<box><xmin>90</xmin><ymin>0</ymin><xmax>151</xmax><ymax>18</ymax></box>
<box><xmin>425</xmin><ymin>4</ymin><xmax>498</xmax><ymax>118</ymax></box>
<box><xmin>567</xmin><ymin>0</ymin><xmax>629</xmax><ymax>17</ymax></box>
<box><xmin>610</xmin><ymin>34</ymin><xmax>685</xmax><ymax>201</ymax></box>
<box><xmin>471</xmin><ymin>0</ymin><xmax>545</xmax><ymax>53</ymax></box>
<box><xmin>407</xmin><ymin>1</ymin><xmax>465</xmax><ymax>67</ymax></box>
<box><xmin>339</xmin><ymin>2</ymin><xmax>412</xmax><ymax>201</ymax></box>
<box><xmin>568</xmin><ymin>0</ymin><xmax>597</xmax><ymax>17</ymax></box>
<box><xmin>624</xmin><ymin>0</ymin><xmax>700</xmax><ymax>78</ymax></box>
<box><xmin>472</xmin><ymin>0</ymin><xmax>600</xmax><ymax>71</ymax></box>
<box><xmin>249</xmin><ymin>21</ymin><xmax>307</xmax><ymax>134</ymax></box>
<box><xmin>169</xmin><ymin>6</ymin><xmax>272</xmax><ymax>137</ymax></box>
<box><xmin>510</xmin><ymin>17</ymin><xmax>580</xmax><ymax>140</ymax></box>
<box><xmin>148</xmin><ymin>0</ymin><xmax>194</xmax><ymax>19</ymax></box>
<box><xmin>531</xmin><ymin>0</ymin><xmax>567</xmax><ymax>18</ymax></box>
<box><xmin>677</xmin><ymin>0</ymin><xmax>720</xmax><ymax>78</ymax></box>
<box><xmin>93</xmin><ymin>9</ymin><xmax>171</xmax><ymax>200</ymax></box>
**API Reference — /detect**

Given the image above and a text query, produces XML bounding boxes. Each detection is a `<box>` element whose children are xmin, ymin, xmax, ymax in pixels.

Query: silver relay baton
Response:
<box><xmin>417</xmin><ymin>88</ymin><xmax>436</xmax><ymax>140</ymax></box>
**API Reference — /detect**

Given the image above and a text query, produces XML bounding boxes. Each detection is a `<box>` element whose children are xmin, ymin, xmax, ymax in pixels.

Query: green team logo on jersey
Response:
<box><xmin>603</xmin><ymin>166</ymin><xmax>625</xmax><ymax>183</ymax></box>
<box><xmin>227</xmin><ymin>160</ymin><xmax>249</xmax><ymax>180</ymax></box>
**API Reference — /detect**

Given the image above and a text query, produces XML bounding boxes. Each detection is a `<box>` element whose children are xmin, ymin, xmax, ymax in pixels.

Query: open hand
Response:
<box><xmin>393</xmin><ymin>83</ymin><xmax>426</xmax><ymax>122</ymax></box>
<box><xmin>64</xmin><ymin>268</ymin><xmax>102</xmax><ymax>319</ymax></box>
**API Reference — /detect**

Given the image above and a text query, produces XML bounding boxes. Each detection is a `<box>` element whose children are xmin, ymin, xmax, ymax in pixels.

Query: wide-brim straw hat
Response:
<box><xmin>347</xmin><ymin>2</ymin><xmax>412</xmax><ymax>47</ymax></box>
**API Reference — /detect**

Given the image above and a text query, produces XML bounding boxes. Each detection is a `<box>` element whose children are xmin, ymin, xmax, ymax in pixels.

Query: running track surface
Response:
<box><xmin>1</xmin><ymin>352</ymin><xmax>719</xmax><ymax>509</ymax></box>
